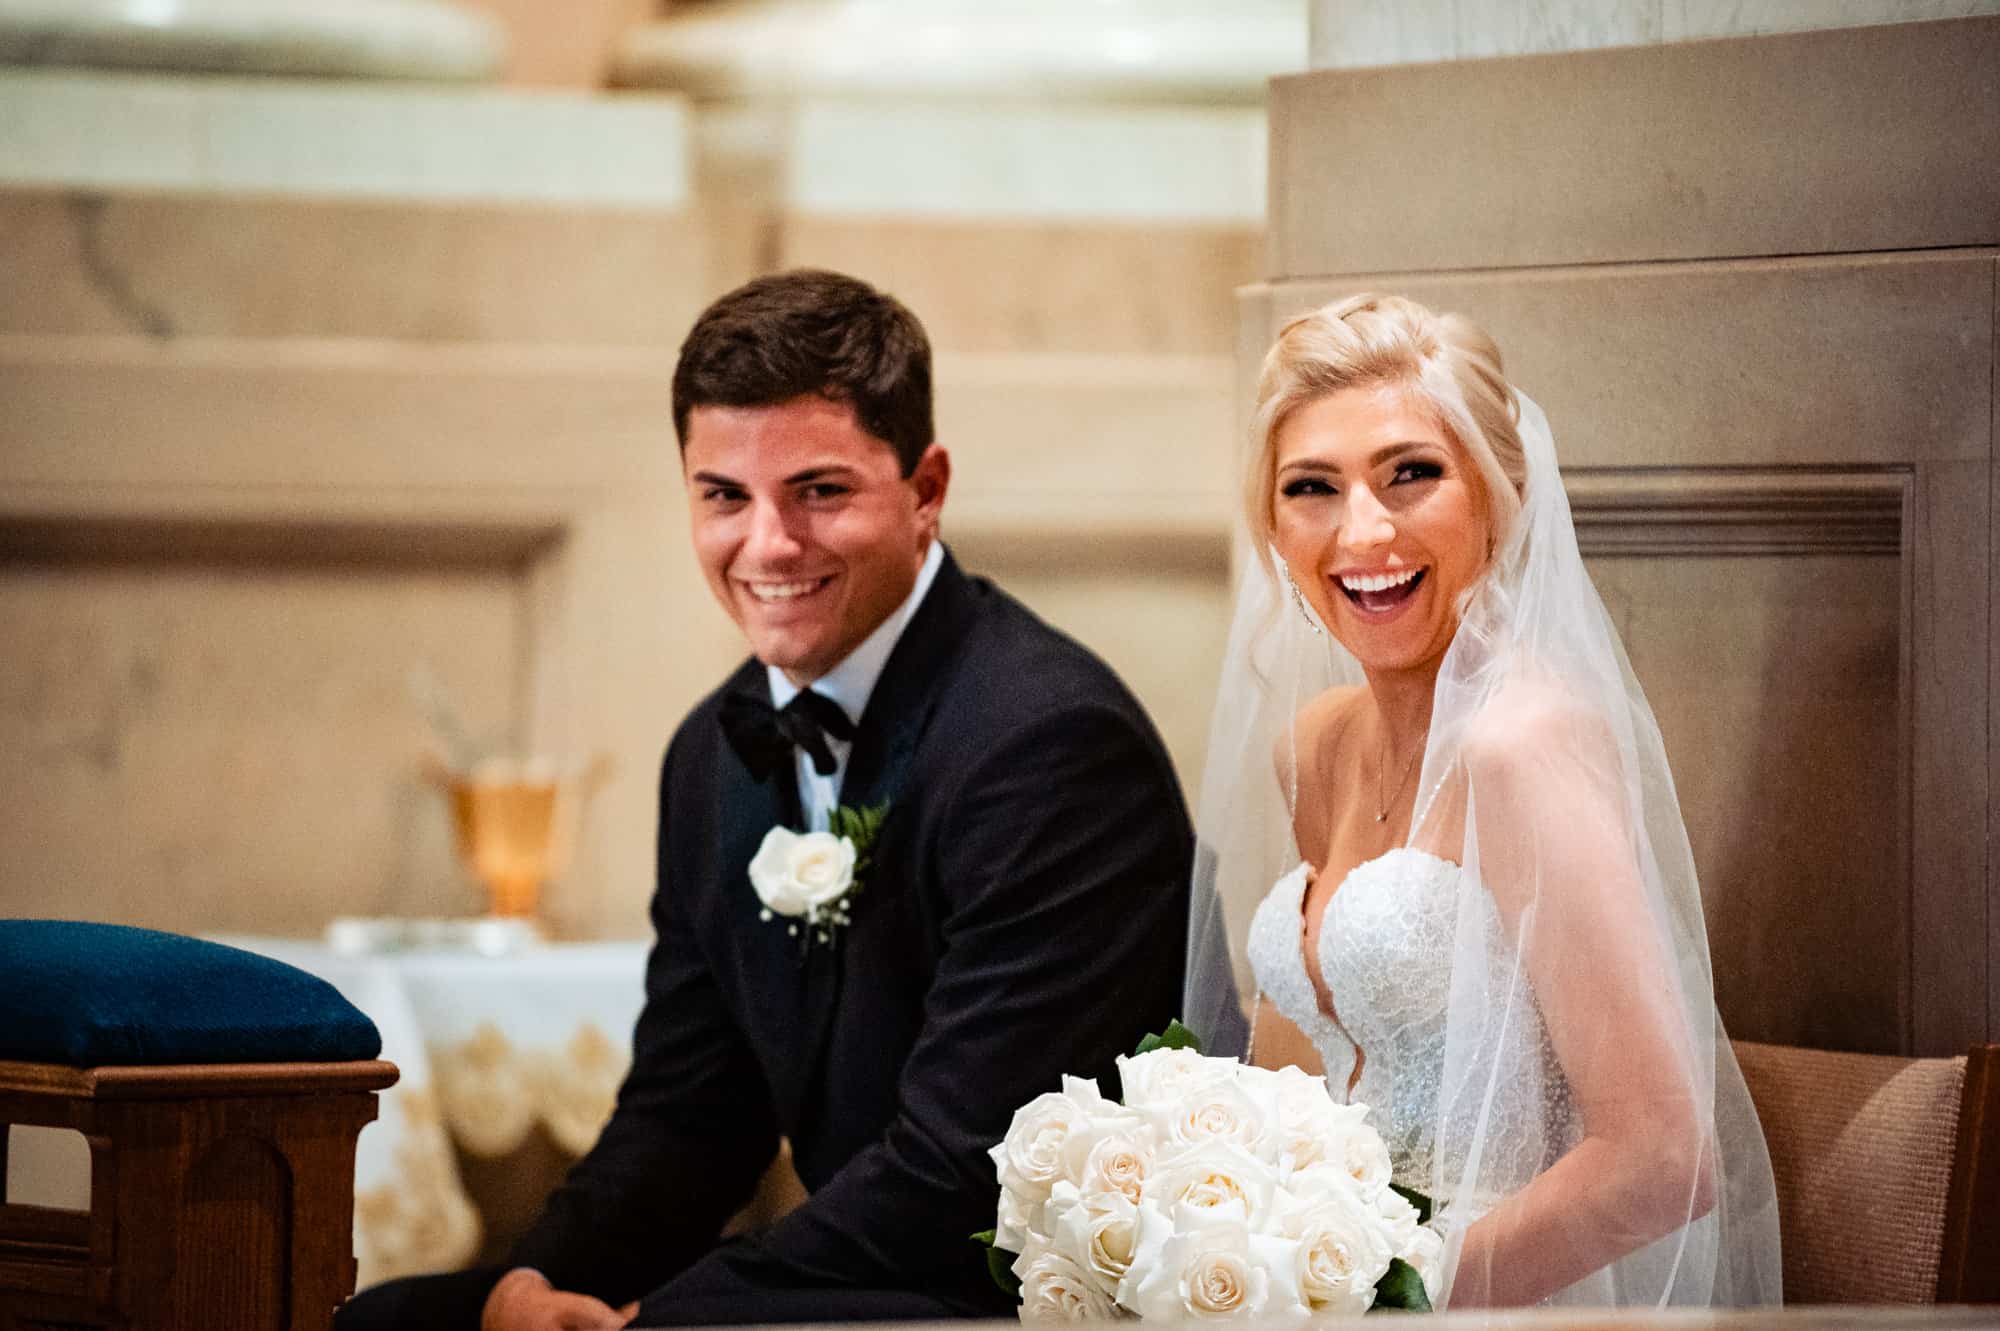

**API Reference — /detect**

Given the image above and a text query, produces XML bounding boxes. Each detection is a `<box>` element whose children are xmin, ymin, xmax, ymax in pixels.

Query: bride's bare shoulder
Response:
<box><xmin>1462</xmin><ymin>672</ymin><xmax>1621</xmax><ymax>794</ymax></box>
<box><xmin>1272</xmin><ymin>685</ymin><xmax>1368</xmax><ymax>777</ymax></box>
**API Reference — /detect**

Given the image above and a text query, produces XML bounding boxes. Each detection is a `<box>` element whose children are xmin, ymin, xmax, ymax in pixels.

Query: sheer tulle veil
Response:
<box><xmin>1183</xmin><ymin>328</ymin><xmax>1782</xmax><ymax>1306</ymax></box>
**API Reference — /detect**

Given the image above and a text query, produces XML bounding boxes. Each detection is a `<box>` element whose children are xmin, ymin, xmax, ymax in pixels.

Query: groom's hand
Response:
<box><xmin>481</xmin><ymin>1267</ymin><xmax>638</xmax><ymax>1331</ymax></box>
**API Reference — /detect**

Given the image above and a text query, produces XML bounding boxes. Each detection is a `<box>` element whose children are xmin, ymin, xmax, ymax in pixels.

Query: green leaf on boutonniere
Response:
<box><xmin>1132</xmin><ymin>1018</ymin><xmax>1203</xmax><ymax>1056</ymax></box>
<box><xmin>828</xmin><ymin>801</ymin><xmax>889</xmax><ymax>889</ymax></box>
<box><xmin>829</xmin><ymin>801</ymin><xmax>888</xmax><ymax>855</ymax></box>
<box><xmin>1370</xmin><ymin>1257</ymin><xmax>1432</xmax><ymax>1312</ymax></box>
<box><xmin>970</xmin><ymin>1229</ymin><xmax>1022</xmax><ymax>1297</ymax></box>
<box><xmin>1389</xmin><ymin>1182</ymin><xmax>1433</xmax><ymax>1225</ymax></box>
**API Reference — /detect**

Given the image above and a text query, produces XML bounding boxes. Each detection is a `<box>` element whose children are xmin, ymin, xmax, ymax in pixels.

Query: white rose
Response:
<box><xmin>1068</xmin><ymin>1127</ymin><xmax>1156</xmax><ymax>1205</ymax></box>
<box><xmin>1116</xmin><ymin>1048</ymin><xmax>1228</xmax><ymax>1113</ymax></box>
<box><xmin>1142</xmin><ymin>1140</ymin><xmax>1279</xmax><ymax>1219</ymax></box>
<box><xmin>1048</xmin><ymin>1079</ymin><xmax>1151</xmax><ymax>1186</ymax></box>
<box><xmin>1047</xmin><ymin>1182</ymin><xmax>1141</xmax><ymax>1297</ymax></box>
<box><xmin>1271</xmin><ymin>1181</ymin><xmax>1397</xmax><ymax>1314</ymax></box>
<box><xmin>995</xmin><ymin>1183</ymin><xmax>1042</xmax><ymax>1254</ymax></box>
<box><xmin>1118</xmin><ymin>1201</ymin><xmax>1308</xmax><ymax>1320</ymax></box>
<box><xmin>1332</xmin><ymin>1118</ymin><xmax>1393</xmax><ymax>1197</ymax></box>
<box><xmin>1163</xmin><ymin>1074</ymin><xmax>1279</xmax><ymax>1156</ymax></box>
<box><xmin>747</xmin><ymin>827</ymin><xmax>855</xmax><ymax>917</ymax></box>
<box><xmin>1287</xmin><ymin>1097</ymin><xmax>1392</xmax><ymax>1198</ymax></box>
<box><xmin>1268</xmin><ymin>1065</ymin><xmax>1354</xmax><ymax>1168</ymax></box>
<box><xmin>1395</xmin><ymin>1221</ymin><xmax>1445</xmax><ymax>1301</ymax></box>
<box><xmin>1372</xmin><ymin>1182</ymin><xmax>1420</xmax><ymax>1242</ymax></box>
<box><xmin>1014</xmin><ymin>1238</ymin><xmax>1123</xmax><ymax>1321</ymax></box>
<box><xmin>991</xmin><ymin>1078</ymin><xmax>1110</xmax><ymax>1209</ymax></box>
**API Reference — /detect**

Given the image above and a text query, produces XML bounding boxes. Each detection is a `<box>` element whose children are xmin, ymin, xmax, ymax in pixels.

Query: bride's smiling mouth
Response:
<box><xmin>1337</xmin><ymin>567</ymin><xmax>1425</xmax><ymax>615</ymax></box>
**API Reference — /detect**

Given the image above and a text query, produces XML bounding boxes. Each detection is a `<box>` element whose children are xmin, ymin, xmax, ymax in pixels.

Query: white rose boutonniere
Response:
<box><xmin>747</xmin><ymin>802</ymin><xmax>886</xmax><ymax>950</ymax></box>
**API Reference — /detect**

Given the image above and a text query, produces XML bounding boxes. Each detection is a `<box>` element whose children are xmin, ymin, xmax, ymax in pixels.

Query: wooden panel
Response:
<box><xmin>1567</xmin><ymin>469</ymin><xmax>1906</xmax><ymax>556</ymax></box>
<box><xmin>1991</xmin><ymin>259</ymin><xmax>2000</xmax><ymax>1050</ymax></box>
<box><xmin>1270</xmin><ymin>17</ymin><xmax>2000</xmax><ymax>275</ymax></box>
<box><xmin>1939</xmin><ymin>1043</ymin><xmax>2000</xmax><ymax>1301</ymax></box>
<box><xmin>177</xmin><ymin>1134</ymin><xmax>288</xmax><ymax>1331</ymax></box>
<box><xmin>1261</xmin><ymin>252</ymin><xmax>1995</xmax><ymax>469</ymax></box>
<box><xmin>1590</xmin><ymin>548</ymin><xmax>1905</xmax><ymax>1051</ymax></box>
<box><xmin>1569</xmin><ymin>469</ymin><xmax>1913</xmax><ymax>1051</ymax></box>
<box><xmin>1912</xmin><ymin>457</ymin><xmax>1992</xmax><ymax>1055</ymax></box>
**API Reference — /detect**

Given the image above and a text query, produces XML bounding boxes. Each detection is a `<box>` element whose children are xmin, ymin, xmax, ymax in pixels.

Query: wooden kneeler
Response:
<box><xmin>0</xmin><ymin>921</ymin><xmax>397</xmax><ymax>1331</ymax></box>
<box><xmin>1</xmin><ymin>1059</ymin><xmax>395</xmax><ymax>1331</ymax></box>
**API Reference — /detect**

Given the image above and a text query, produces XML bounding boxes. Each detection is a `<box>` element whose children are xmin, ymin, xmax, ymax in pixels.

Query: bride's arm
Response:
<box><xmin>1447</xmin><ymin>695</ymin><xmax>1715</xmax><ymax>1307</ymax></box>
<box><xmin>1251</xmin><ymin>998</ymin><xmax>1326</xmax><ymax>1077</ymax></box>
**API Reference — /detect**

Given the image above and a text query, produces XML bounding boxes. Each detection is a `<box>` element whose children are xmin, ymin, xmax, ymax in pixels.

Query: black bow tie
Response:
<box><xmin>720</xmin><ymin>686</ymin><xmax>857</xmax><ymax>783</ymax></box>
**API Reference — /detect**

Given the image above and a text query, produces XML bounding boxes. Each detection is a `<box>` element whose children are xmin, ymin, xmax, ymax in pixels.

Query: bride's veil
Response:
<box><xmin>1182</xmin><ymin>545</ymin><xmax>1354</xmax><ymax>1058</ymax></box>
<box><xmin>1182</xmin><ymin>313</ymin><xmax>1782</xmax><ymax>1307</ymax></box>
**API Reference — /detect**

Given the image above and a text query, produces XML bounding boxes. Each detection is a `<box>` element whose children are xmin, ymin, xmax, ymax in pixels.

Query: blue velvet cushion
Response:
<box><xmin>0</xmin><ymin>920</ymin><xmax>381</xmax><ymax>1066</ymax></box>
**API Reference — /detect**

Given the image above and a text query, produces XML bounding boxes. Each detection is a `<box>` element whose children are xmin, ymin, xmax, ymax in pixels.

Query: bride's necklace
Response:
<box><xmin>1375</xmin><ymin>733</ymin><xmax>1424</xmax><ymax>823</ymax></box>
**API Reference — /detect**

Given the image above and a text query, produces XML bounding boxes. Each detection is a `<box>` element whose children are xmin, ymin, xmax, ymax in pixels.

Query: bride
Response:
<box><xmin>1183</xmin><ymin>294</ymin><xmax>1781</xmax><ymax>1307</ymax></box>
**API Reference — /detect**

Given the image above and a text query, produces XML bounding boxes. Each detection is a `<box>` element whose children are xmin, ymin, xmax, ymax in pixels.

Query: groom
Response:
<box><xmin>337</xmin><ymin>269</ymin><xmax>1193</xmax><ymax>1329</ymax></box>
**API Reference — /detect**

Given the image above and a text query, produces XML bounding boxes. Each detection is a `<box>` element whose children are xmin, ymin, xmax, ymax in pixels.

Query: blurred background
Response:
<box><xmin>3</xmin><ymin>0</ymin><xmax>1996</xmax><ymax>1289</ymax></box>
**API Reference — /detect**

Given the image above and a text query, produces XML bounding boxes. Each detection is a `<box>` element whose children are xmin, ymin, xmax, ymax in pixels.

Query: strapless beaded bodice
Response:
<box><xmin>1246</xmin><ymin>850</ymin><xmax>1573</xmax><ymax>1203</ymax></box>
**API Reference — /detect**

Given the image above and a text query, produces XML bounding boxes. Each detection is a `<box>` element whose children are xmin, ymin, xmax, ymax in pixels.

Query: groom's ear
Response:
<box><xmin>908</xmin><ymin>444</ymin><xmax>950</xmax><ymax>534</ymax></box>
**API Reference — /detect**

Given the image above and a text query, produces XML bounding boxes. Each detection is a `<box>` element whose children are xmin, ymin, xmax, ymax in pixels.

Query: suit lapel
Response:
<box><xmin>787</xmin><ymin>550</ymin><xmax>979</xmax><ymax>1104</ymax></box>
<box><xmin>710</xmin><ymin>661</ymin><xmax>821</xmax><ymax>1119</ymax></box>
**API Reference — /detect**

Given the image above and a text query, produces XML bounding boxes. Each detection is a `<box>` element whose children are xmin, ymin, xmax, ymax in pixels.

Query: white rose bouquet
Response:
<box><xmin>979</xmin><ymin>1022</ymin><xmax>1440</xmax><ymax>1320</ymax></box>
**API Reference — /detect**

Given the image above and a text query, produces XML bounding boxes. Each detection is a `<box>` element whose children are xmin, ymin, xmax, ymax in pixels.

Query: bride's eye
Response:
<box><xmin>1391</xmin><ymin>460</ymin><xmax>1443</xmax><ymax>485</ymax></box>
<box><xmin>1281</xmin><ymin>477</ymin><xmax>1336</xmax><ymax>498</ymax></box>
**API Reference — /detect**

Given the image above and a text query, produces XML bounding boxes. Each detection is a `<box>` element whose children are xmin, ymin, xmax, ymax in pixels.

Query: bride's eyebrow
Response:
<box><xmin>1369</xmin><ymin>441</ymin><xmax>1445</xmax><ymax>467</ymax></box>
<box><xmin>1277</xmin><ymin>457</ymin><xmax>1342</xmax><ymax>478</ymax></box>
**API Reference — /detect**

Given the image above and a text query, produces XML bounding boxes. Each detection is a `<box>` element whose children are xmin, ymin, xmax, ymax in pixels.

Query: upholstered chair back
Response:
<box><xmin>1733</xmin><ymin>1039</ymin><xmax>1999</xmax><ymax>1304</ymax></box>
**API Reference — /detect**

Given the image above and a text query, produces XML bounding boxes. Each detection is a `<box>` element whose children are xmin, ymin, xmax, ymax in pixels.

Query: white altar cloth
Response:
<box><xmin>212</xmin><ymin>934</ymin><xmax>648</xmax><ymax>1288</ymax></box>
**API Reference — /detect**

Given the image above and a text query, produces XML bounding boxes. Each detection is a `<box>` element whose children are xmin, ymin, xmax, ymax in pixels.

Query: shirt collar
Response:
<box><xmin>767</xmin><ymin>539</ymin><xmax>945</xmax><ymax>725</ymax></box>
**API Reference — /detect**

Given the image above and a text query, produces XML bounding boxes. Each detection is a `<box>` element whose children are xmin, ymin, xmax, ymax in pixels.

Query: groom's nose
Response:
<box><xmin>743</xmin><ymin>496</ymin><xmax>808</xmax><ymax>563</ymax></box>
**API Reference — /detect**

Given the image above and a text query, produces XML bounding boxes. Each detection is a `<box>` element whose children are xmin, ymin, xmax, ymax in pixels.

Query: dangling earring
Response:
<box><xmin>1280</xmin><ymin>562</ymin><xmax>1324</xmax><ymax>635</ymax></box>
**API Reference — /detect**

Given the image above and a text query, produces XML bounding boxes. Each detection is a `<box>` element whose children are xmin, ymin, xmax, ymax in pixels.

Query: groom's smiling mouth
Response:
<box><xmin>1338</xmin><ymin>567</ymin><xmax>1424</xmax><ymax>615</ymax></box>
<box><xmin>742</xmin><ymin>574</ymin><xmax>837</xmax><ymax>607</ymax></box>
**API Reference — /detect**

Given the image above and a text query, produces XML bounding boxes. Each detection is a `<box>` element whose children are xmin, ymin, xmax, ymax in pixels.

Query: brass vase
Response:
<box><xmin>428</xmin><ymin>757</ymin><xmax>605</xmax><ymax>922</ymax></box>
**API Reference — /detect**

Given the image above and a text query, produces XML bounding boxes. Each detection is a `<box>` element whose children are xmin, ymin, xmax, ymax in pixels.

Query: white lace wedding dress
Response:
<box><xmin>1245</xmin><ymin>849</ymin><xmax>1577</xmax><ymax>1223</ymax></box>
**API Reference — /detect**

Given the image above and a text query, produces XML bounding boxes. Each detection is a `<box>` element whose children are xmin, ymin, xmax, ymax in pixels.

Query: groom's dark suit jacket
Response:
<box><xmin>505</xmin><ymin>550</ymin><xmax>1192</xmax><ymax>1319</ymax></box>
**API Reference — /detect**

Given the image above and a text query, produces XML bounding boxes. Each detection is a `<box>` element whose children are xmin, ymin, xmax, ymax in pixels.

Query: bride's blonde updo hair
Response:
<box><xmin>1246</xmin><ymin>293</ymin><xmax>1527</xmax><ymax>567</ymax></box>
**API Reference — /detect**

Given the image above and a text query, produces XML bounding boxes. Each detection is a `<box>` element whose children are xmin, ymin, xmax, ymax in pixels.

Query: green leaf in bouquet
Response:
<box><xmin>1370</xmin><ymin>1257</ymin><xmax>1433</xmax><ymax>1313</ymax></box>
<box><xmin>1389</xmin><ymin>1181</ymin><xmax>1433</xmax><ymax>1225</ymax></box>
<box><xmin>1132</xmin><ymin>1018</ymin><xmax>1204</xmax><ymax>1057</ymax></box>
<box><xmin>970</xmin><ymin>1229</ymin><xmax>1022</xmax><ymax>1298</ymax></box>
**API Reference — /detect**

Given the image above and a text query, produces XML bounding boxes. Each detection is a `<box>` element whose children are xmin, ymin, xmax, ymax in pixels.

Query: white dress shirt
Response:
<box><xmin>766</xmin><ymin>539</ymin><xmax>944</xmax><ymax>831</ymax></box>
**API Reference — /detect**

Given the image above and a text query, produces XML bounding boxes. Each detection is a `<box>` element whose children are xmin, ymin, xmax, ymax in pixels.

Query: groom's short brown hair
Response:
<box><xmin>671</xmin><ymin>269</ymin><xmax>935</xmax><ymax>475</ymax></box>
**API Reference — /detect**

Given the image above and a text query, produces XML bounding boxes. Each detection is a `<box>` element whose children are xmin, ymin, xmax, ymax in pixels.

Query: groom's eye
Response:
<box><xmin>800</xmin><ymin>482</ymin><xmax>850</xmax><ymax>502</ymax></box>
<box><xmin>702</xmin><ymin>485</ymin><xmax>748</xmax><ymax>506</ymax></box>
